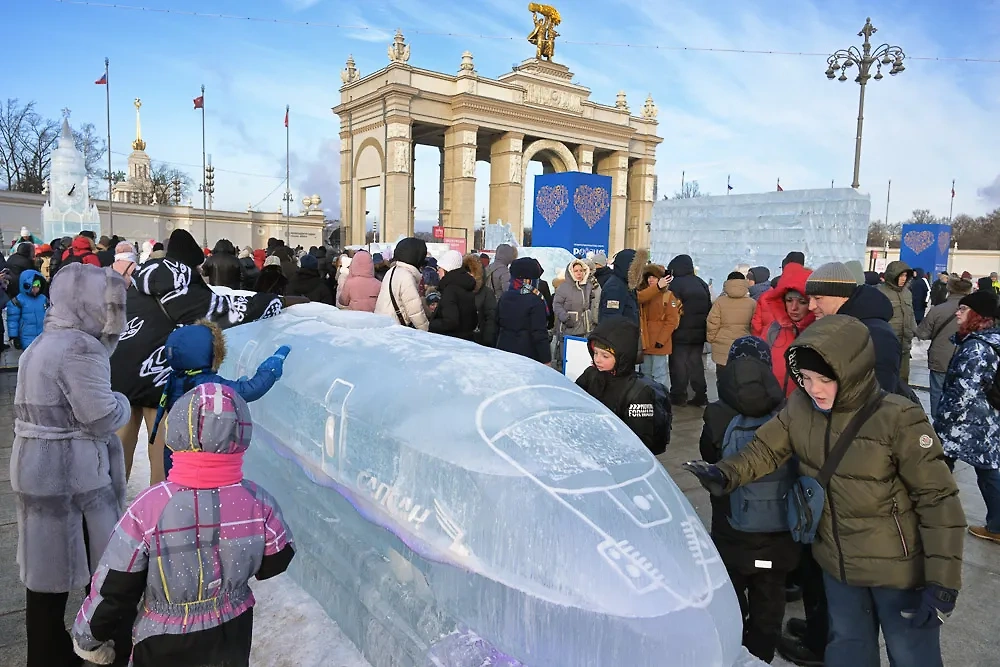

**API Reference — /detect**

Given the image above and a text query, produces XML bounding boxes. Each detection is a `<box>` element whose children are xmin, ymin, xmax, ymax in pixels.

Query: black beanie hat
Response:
<box><xmin>166</xmin><ymin>229</ymin><xmax>205</xmax><ymax>268</ymax></box>
<box><xmin>959</xmin><ymin>291</ymin><xmax>998</xmax><ymax>319</ymax></box>
<box><xmin>782</xmin><ymin>251</ymin><xmax>805</xmax><ymax>268</ymax></box>
<box><xmin>787</xmin><ymin>346</ymin><xmax>836</xmax><ymax>382</ymax></box>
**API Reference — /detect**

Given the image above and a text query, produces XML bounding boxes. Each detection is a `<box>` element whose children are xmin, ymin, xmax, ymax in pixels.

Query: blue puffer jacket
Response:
<box><xmin>935</xmin><ymin>327</ymin><xmax>1000</xmax><ymax>469</ymax></box>
<box><xmin>149</xmin><ymin>322</ymin><xmax>288</xmax><ymax>444</ymax></box>
<box><xmin>7</xmin><ymin>269</ymin><xmax>48</xmax><ymax>349</ymax></box>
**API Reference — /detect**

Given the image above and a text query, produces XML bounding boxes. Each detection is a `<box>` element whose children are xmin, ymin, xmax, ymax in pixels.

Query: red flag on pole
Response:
<box><xmin>951</xmin><ymin>184</ymin><xmax>955</xmax><ymax>198</ymax></box>
<box><xmin>193</xmin><ymin>96</ymin><xmax>204</xmax><ymax>110</ymax></box>
<box><xmin>284</xmin><ymin>107</ymin><xmax>289</xmax><ymax>128</ymax></box>
<box><xmin>95</xmin><ymin>73</ymin><xmax>107</xmax><ymax>85</ymax></box>
<box><xmin>777</xmin><ymin>179</ymin><xmax>783</xmax><ymax>192</ymax></box>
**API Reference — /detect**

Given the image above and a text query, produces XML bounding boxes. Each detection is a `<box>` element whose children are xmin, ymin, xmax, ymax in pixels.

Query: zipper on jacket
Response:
<box><xmin>823</xmin><ymin>417</ymin><xmax>849</xmax><ymax>583</ymax></box>
<box><xmin>891</xmin><ymin>498</ymin><xmax>909</xmax><ymax>557</ymax></box>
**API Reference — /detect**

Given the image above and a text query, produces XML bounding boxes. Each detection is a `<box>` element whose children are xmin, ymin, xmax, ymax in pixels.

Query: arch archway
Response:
<box><xmin>520</xmin><ymin>139</ymin><xmax>578</xmax><ymax>184</ymax></box>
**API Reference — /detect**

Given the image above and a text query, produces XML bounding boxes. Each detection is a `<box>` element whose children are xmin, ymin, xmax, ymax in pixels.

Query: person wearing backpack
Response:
<box><xmin>684</xmin><ymin>315</ymin><xmax>965</xmax><ymax>667</ymax></box>
<box><xmin>484</xmin><ymin>243</ymin><xmax>517</xmax><ymax>301</ymax></box>
<box><xmin>934</xmin><ymin>291</ymin><xmax>1000</xmax><ymax>544</ymax></box>
<box><xmin>699</xmin><ymin>336</ymin><xmax>799</xmax><ymax>663</ymax></box>
<box><xmin>576</xmin><ymin>315</ymin><xmax>670</xmax><ymax>455</ymax></box>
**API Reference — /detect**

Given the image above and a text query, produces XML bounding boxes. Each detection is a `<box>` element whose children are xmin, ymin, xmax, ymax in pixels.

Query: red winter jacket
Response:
<box><xmin>61</xmin><ymin>236</ymin><xmax>101</xmax><ymax>267</ymax></box>
<box><xmin>750</xmin><ymin>263</ymin><xmax>815</xmax><ymax>395</ymax></box>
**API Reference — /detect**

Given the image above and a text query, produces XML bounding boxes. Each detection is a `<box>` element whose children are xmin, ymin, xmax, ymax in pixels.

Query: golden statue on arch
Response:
<box><xmin>527</xmin><ymin>3</ymin><xmax>561</xmax><ymax>61</ymax></box>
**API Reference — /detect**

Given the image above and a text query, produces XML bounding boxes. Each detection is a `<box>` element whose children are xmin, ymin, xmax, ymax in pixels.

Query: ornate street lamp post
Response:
<box><xmin>826</xmin><ymin>17</ymin><xmax>905</xmax><ymax>189</ymax></box>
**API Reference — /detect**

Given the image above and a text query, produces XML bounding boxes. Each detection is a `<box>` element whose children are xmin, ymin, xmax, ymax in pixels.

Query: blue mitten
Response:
<box><xmin>901</xmin><ymin>583</ymin><xmax>958</xmax><ymax>628</ymax></box>
<box><xmin>257</xmin><ymin>345</ymin><xmax>291</xmax><ymax>379</ymax></box>
<box><xmin>682</xmin><ymin>461</ymin><xmax>729</xmax><ymax>496</ymax></box>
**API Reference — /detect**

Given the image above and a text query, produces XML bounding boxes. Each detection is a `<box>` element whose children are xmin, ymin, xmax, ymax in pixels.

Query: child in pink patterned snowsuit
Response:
<box><xmin>72</xmin><ymin>382</ymin><xmax>295</xmax><ymax>666</ymax></box>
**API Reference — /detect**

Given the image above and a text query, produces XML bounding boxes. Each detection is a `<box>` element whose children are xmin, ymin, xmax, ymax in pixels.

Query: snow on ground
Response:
<box><xmin>128</xmin><ymin>425</ymin><xmax>371</xmax><ymax>667</ymax></box>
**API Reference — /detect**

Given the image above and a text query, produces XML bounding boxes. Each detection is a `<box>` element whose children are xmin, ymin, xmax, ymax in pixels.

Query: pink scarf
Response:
<box><xmin>168</xmin><ymin>451</ymin><xmax>244</xmax><ymax>489</ymax></box>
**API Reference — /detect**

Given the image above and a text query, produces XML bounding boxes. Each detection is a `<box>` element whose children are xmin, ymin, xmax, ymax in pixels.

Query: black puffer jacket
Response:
<box><xmin>839</xmin><ymin>286</ymin><xmax>902</xmax><ymax>394</ymax></box>
<box><xmin>202</xmin><ymin>248</ymin><xmax>242</xmax><ymax>290</ymax></box>
<box><xmin>289</xmin><ymin>268</ymin><xmax>334</xmax><ymax>304</ymax></box>
<box><xmin>576</xmin><ymin>316</ymin><xmax>657</xmax><ymax>452</ymax></box>
<box><xmin>667</xmin><ymin>254</ymin><xmax>711</xmax><ymax>346</ymax></box>
<box><xmin>429</xmin><ymin>268</ymin><xmax>478</xmax><ymax>340</ymax></box>
<box><xmin>6</xmin><ymin>244</ymin><xmax>36</xmax><ymax>300</ymax></box>
<box><xmin>239</xmin><ymin>257</ymin><xmax>260</xmax><ymax>291</ymax></box>
<box><xmin>700</xmin><ymin>356</ymin><xmax>799</xmax><ymax>573</ymax></box>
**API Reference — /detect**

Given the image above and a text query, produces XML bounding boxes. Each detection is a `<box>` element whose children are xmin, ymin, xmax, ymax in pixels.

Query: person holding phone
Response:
<box><xmin>637</xmin><ymin>263</ymin><xmax>680</xmax><ymax>387</ymax></box>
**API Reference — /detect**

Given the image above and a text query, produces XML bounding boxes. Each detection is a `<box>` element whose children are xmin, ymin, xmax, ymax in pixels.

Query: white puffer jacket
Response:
<box><xmin>375</xmin><ymin>263</ymin><xmax>429</xmax><ymax>331</ymax></box>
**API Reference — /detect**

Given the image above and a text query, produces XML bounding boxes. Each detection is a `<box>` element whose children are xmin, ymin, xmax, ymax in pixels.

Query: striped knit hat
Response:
<box><xmin>805</xmin><ymin>262</ymin><xmax>859</xmax><ymax>298</ymax></box>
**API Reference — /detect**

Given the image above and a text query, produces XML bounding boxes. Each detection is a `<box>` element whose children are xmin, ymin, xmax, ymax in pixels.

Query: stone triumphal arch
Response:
<box><xmin>334</xmin><ymin>23</ymin><xmax>662</xmax><ymax>255</ymax></box>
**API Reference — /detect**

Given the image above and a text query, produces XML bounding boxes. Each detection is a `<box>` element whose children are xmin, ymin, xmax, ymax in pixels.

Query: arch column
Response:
<box><xmin>441</xmin><ymin>123</ymin><xmax>478</xmax><ymax>243</ymax></box>
<box><xmin>626</xmin><ymin>158</ymin><xmax>655</xmax><ymax>250</ymax></box>
<box><xmin>488</xmin><ymin>132</ymin><xmax>524</xmax><ymax>241</ymax></box>
<box><xmin>596</xmin><ymin>151</ymin><xmax>628</xmax><ymax>256</ymax></box>
<box><xmin>384</xmin><ymin>117</ymin><xmax>413</xmax><ymax>242</ymax></box>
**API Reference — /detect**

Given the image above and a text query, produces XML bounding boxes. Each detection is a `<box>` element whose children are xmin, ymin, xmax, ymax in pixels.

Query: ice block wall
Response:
<box><xmin>650</xmin><ymin>188</ymin><xmax>871</xmax><ymax>290</ymax></box>
<box><xmin>220</xmin><ymin>305</ymin><xmax>762</xmax><ymax>667</ymax></box>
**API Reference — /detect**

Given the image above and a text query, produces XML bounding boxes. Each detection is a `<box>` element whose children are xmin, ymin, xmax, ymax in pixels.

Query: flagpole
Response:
<box><xmin>104</xmin><ymin>57</ymin><xmax>114</xmax><ymax>236</ymax></box>
<box><xmin>285</xmin><ymin>104</ymin><xmax>290</xmax><ymax>245</ymax></box>
<box><xmin>200</xmin><ymin>84</ymin><xmax>207</xmax><ymax>249</ymax></box>
<box><xmin>949</xmin><ymin>179</ymin><xmax>955</xmax><ymax>223</ymax></box>
<box><xmin>885</xmin><ymin>179</ymin><xmax>891</xmax><ymax>225</ymax></box>
<box><xmin>726</xmin><ymin>174</ymin><xmax>730</xmax><ymax>195</ymax></box>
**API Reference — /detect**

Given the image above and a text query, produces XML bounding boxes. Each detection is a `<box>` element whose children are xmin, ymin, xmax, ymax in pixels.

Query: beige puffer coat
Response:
<box><xmin>375</xmin><ymin>263</ymin><xmax>429</xmax><ymax>331</ymax></box>
<box><xmin>706</xmin><ymin>277</ymin><xmax>756</xmax><ymax>365</ymax></box>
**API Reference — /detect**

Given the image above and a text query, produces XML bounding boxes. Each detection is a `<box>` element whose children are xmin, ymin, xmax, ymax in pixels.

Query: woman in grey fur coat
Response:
<box><xmin>10</xmin><ymin>263</ymin><xmax>132</xmax><ymax>667</ymax></box>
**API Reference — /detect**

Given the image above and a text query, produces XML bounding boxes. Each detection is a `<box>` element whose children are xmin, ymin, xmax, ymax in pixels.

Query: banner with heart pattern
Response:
<box><xmin>535</xmin><ymin>185</ymin><xmax>569</xmax><ymax>227</ymax></box>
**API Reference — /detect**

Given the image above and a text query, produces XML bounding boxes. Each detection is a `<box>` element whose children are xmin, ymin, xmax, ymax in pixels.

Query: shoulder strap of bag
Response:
<box><xmin>387</xmin><ymin>268</ymin><xmax>412</xmax><ymax>328</ymax></box>
<box><xmin>816</xmin><ymin>392</ymin><xmax>885</xmax><ymax>487</ymax></box>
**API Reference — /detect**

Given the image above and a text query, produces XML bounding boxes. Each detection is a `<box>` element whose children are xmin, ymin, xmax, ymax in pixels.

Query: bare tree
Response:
<box><xmin>0</xmin><ymin>99</ymin><xmax>106</xmax><ymax>193</ymax></box>
<box><xmin>148</xmin><ymin>162</ymin><xmax>192</xmax><ymax>204</ymax></box>
<box><xmin>673</xmin><ymin>180</ymin><xmax>706</xmax><ymax>199</ymax></box>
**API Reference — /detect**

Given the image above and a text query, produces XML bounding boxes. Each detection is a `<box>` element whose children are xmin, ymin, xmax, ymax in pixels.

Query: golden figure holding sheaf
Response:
<box><xmin>527</xmin><ymin>3</ymin><xmax>561</xmax><ymax>61</ymax></box>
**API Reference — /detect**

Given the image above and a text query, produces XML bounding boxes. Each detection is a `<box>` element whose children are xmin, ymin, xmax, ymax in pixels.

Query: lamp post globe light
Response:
<box><xmin>825</xmin><ymin>17</ymin><xmax>905</xmax><ymax>189</ymax></box>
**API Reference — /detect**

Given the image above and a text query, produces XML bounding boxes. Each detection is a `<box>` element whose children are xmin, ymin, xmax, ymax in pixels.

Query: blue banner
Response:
<box><xmin>531</xmin><ymin>172</ymin><xmax>612</xmax><ymax>256</ymax></box>
<box><xmin>899</xmin><ymin>224</ymin><xmax>951</xmax><ymax>275</ymax></box>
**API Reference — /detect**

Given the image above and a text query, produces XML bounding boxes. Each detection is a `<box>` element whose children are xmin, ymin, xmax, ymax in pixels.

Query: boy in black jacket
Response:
<box><xmin>699</xmin><ymin>336</ymin><xmax>799</xmax><ymax>663</ymax></box>
<box><xmin>576</xmin><ymin>316</ymin><xmax>659</xmax><ymax>452</ymax></box>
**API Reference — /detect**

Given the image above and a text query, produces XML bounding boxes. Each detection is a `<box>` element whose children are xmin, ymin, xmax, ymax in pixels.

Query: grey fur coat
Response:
<box><xmin>10</xmin><ymin>264</ymin><xmax>131</xmax><ymax>593</ymax></box>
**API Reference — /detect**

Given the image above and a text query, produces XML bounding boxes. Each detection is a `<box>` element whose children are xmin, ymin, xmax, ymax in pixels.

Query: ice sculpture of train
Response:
<box><xmin>219</xmin><ymin>303</ymin><xmax>762</xmax><ymax>667</ymax></box>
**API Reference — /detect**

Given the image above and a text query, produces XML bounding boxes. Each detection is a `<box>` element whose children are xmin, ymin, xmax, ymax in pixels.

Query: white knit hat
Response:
<box><xmin>438</xmin><ymin>249</ymin><xmax>463</xmax><ymax>273</ymax></box>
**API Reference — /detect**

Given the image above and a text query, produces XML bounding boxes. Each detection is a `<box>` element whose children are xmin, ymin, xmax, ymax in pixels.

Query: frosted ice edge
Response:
<box><xmin>221</xmin><ymin>305</ymin><xmax>762</xmax><ymax>666</ymax></box>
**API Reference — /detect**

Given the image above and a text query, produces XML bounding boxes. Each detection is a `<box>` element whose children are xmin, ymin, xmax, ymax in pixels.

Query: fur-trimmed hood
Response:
<box><xmin>642</xmin><ymin>263</ymin><xmax>666</xmax><ymax>281</ymax></box>
<box><xmin>463</xmin><ymin>253</ymin><xmax>484</xmax><ymax>291</ymax></box>
<box><xmin>564</xmin><ymin>258</ymin><xmax>592</xmax><ymax>287</ymax></box>
<box><xmin>626</xmin><ymin>248</ymin><xmax>650</xmax><ymax>291</ymax></box>
<box><xmin>163</xmin><ymin>319</ymin><xmax>227</xmax><ymax>373</ymax></box>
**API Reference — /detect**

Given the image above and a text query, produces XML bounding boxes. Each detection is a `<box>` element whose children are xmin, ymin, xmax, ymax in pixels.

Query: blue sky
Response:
<box><xmin>8</xmin><ymin>0</ymin><xmax>1000</xmax><ymax>231</ymax></box>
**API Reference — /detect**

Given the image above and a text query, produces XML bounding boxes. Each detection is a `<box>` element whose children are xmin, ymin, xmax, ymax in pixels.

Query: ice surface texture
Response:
<box><xmin>220</xmin><ymin>305</ymin><xmax>758</xmax><ymax>667</ymax></box>
<box><xmin>650</xmin><ymin>188</ymin><xmax>871</xmax><ymax>291</ymax></box>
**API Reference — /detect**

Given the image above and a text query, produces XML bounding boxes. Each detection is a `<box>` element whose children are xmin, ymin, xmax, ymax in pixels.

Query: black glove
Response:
<box><xmin>682</xmin><ymin>460</ymin><xmax>728</xmax><ymax>496</ymax></box>
<box><xmin>901</xmin><ymin>583</ymin><xmax>958</xmax><ymax>628</ymax></box>
<box><xmin>10</xmin><ymin>337</ymin><xmax>21</xmax><ymax>350</ymax></box>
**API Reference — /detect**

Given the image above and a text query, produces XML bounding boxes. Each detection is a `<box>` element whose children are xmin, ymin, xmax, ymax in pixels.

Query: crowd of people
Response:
<box><xmin>3</xmin><ymin>222</ymin><xmax>999</xmax><ymax>666</ymax></box>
